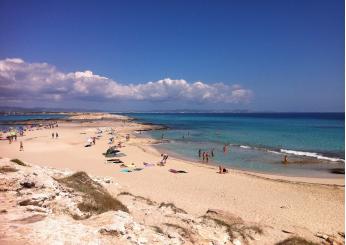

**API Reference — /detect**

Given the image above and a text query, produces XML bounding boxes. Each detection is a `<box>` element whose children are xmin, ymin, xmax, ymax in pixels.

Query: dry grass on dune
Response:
<box><xmin>0</xmin><ymin>165</ymin><xmax>18</xmax><ymax>173</ymax></box>
<box><xmin>150</xmin><ymin>225</ymin><xmax>164</xmax><ymax>234</ymax></box>
<box><xmin>163</xmin><ymin>223</ymin><xmax>194</xmax><ymax>241</ymax></box>
<box><xmin>201</xmin><ymin>210</ymin><xmax>263</xmax><ymax>241</ymax></box>
<box><xmin>275</xmin><ymin>236</ymin><xmax>319</xmax><ymax>245</ymax></box>
<box><xmin>11</xmin><ymin>158</ymin><xmax>28</xmax><ymax>166</ymax></box>
<box><xmin>57</xmin><ymin>171</ymin><xmax>128</xmax><ymax>216</ymax></box>
<box><xmin>159</xmin><ymin>202</ymin><xmax>188</xmax><ymax>214</ymax></box>
<box><xmin>118</xmin><ymin>191</ymin><xmax>157</xmax><ymax>205</ymax></box>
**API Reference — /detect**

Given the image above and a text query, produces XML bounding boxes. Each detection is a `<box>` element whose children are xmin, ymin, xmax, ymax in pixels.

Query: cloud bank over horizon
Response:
<box><xmin>0</xmin><ymin>58</ymin><xmax>253</xmax><ymax>108</ymax></box>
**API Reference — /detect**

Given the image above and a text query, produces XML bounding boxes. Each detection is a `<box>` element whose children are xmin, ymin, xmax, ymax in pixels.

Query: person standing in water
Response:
<box><xmin>282</xmin><ymin>155</ymin><xmax>288</xmax><ymax>164</ymax></box>
<box><xmin>198</xmin><ymin>149</ymin><xmax>202</xmax><ymax>158</ymax></box>
<box><xmin>211</xmin><ymin>149</ymin><xmax>214</xmax><ymax>157</ymax></box>
<box><xmin>223</xmin><ymin>144</ymin><xmax>228</xmax><ymax>154</ymax></box>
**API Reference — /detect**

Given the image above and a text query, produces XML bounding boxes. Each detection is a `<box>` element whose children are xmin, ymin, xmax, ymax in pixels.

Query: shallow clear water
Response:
<box><xmin>122</xmin><ymin>113</ymin><xmax>345</xmax><ymax>177</ymax></box>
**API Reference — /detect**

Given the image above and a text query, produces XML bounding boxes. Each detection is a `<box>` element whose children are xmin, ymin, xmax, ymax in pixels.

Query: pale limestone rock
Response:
<box><xmin>232</xmin><ymin>239</ymin><xmax>241</xmax><ymax>245</ymax></box>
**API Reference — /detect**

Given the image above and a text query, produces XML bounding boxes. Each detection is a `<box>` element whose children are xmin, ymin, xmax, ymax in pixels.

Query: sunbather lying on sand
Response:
<box><xmin>218</xmin><ymin>166</ymin><xmax>228</xmax><ymax>174</ymax></box>
<box><xmin>106</xmin><ymin>158</ymin><xmax>123</xmax><ymax>163</ymax></box>
<box><xmin>143</xmin><ymin>162</ymin><xmax>155</xmax><ymax>167</ymax></box>
<box><xmin>120</xmin><ymin>163</ymin><xmax>136</xmax><ymax>168</ymax></box>
<box><xmin>169</xmin><ymin>169</ymin><xmax>188</xmax><ymax>174</ymax></box>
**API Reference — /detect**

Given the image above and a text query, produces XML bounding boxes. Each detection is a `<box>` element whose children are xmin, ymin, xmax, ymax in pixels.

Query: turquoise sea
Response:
<box><xmin>123</xmin><ymin>113</ymin><xmax>345</xmax><ymax>177</ymax></box>
<box><xmin>1</xmin><ymin>112</ymin><xmax>344</xmax><ymax>177</ymax></box>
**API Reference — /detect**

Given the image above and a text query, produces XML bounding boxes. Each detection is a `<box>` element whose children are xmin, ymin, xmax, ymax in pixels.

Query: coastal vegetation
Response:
<box><xmin>0</xmin><ymin>165</ymin><xmax>18</xmax><ymax>173</ymax></box>
<box><xmin>275</xmin><ymin>236</ymin><xmax>319</xmax><ymax>245</ymax></box>
<box><xmin>57</xmin><ymin>171</ymin><xmax>128</xmax><ymax>215</ymax></box>
<box><xmin>11</xmin><ymin>158</ymin><xmax>27</xmax><ymax>166</ymax></box>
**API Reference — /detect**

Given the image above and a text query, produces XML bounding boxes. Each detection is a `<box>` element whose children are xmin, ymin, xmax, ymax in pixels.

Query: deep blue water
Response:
<box><xmin>122</xmin><ymin>113</ymin><xmax>345</xmax><ymax>177</ymax></box>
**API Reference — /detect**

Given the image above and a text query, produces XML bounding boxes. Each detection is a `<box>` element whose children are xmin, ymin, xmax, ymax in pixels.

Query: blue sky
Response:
<box><xmin>0</xmin><ymin>0</ymin><xmax>344</xmax><ymax>112</ymax></box>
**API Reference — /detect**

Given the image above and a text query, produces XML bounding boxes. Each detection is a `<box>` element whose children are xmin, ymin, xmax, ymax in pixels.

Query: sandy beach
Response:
<box><xmin>0</xmin><ymin>113</ymin><xmax>344</xmax><ymax>244</ymax></box>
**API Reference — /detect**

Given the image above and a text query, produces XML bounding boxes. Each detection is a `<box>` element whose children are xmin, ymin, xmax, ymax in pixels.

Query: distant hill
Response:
<box><xmin>0</xmin><ymin>106</ymin><xmax>105</xmax><ymax>114</ymax></box>
<box><xmin>0</xmin><ymin>106</ymin><xmax>253</xmax><ymax>114</ymax></box>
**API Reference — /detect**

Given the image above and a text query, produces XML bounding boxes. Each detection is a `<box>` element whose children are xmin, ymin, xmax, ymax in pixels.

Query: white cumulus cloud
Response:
<box><xmin>0</xmin><ymin>58</ymin><xmax>253</xmax><ymax>105</ymax></box>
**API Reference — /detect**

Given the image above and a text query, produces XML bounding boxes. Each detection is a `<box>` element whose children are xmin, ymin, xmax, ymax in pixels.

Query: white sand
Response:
<box><xmin>0</xmin><ymin>117</ymin><xmax>344</xmax><ymax>240</ymax></box>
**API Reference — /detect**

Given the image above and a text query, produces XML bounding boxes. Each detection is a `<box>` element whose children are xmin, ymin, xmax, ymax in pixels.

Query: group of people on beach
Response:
<box><xmin>198</xmin><ymin>144</ymin><xmax>230</xmax><ymax>161</ymax></box>
<box><xmin>198</xmin><ymin>149</ymin><xmax>214</xmax><ymax>163</ymax></box>
<box><xmin>47</xmin><ymin>122</ymin><xmax>58</xmax><ymax>129</ymax></box>
<box><xmin>7</xmin><ymin>134</ymin><xmax>17</xmax><ymax>144</ymax></box>
<box><xmin>197</xmin><ymin>145</ymin><xmax>231</xmax><ymax>174</ymax></box>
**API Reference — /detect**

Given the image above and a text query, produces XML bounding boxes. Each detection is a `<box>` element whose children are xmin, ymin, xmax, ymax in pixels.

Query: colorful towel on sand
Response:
<box><xmin>169</xmin><ymin>169</ymin><xmax>188</xmax><ymax>174</ymax></box>
<box><xmin>120</xmin><ymin>168</ymin><xmax>142</xmax><ymax>173</ymax></box>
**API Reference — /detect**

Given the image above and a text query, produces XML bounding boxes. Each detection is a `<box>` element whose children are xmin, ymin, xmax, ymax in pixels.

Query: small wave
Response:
<box><xmin>280</xmin><ymin>149</ymin><xmax>345</xmax><ymax>163</ymax></box>
<box><xmin>240</xmin><ymin>145</ymin><xmax>251</xmax><ymax>149</ymax></box>
<box><xmin>267</xmin><ymin>150</ymin><xmax>282</xmax><ymax>155</ymax></box>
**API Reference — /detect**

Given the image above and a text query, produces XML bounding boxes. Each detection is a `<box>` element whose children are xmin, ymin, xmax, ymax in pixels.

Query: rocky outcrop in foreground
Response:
<box><xmin>0</xmin><ymin>158</ymin><xmax>343</xmax><ymax>245</ymax></box>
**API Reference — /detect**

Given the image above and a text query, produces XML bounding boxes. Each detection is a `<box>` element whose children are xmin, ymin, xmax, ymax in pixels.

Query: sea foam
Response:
<box><xmin>280</xmin><ymin>149</ymin><xmax>345</xmax><ymax>163</ymax></box>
